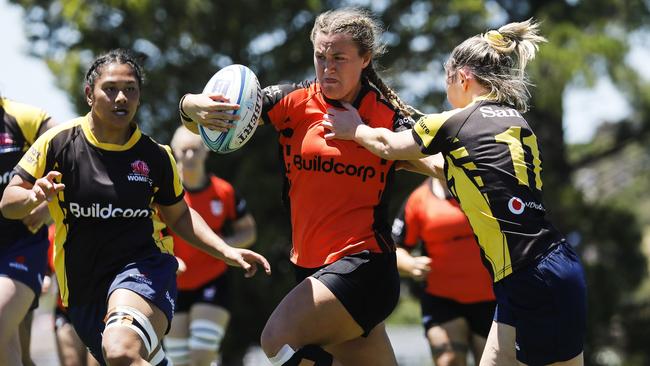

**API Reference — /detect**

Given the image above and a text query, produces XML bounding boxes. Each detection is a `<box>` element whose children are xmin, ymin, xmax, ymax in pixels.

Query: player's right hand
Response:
<box><xmin>30</xmin><ymin>171</ymin><xmax>65</xmax><ymax>204</ymax></box>
<box><xmin>183</xmin><ymin>93</ymin><xmax>240</xmax><ymax>132</ymax></box>
<box><xmin>410</xmin><ymin>256</ymin><xmax>432</xmax><ymax>281</ymax></box>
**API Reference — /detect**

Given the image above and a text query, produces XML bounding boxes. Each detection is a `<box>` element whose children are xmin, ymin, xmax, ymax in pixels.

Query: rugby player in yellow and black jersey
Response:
<box><xmin>1</xmin><ymin>49</ymin><xmax>270</xmax><ymax>366</ymax></box>
<box><xmin>0</xmin><ymin>96</ymin><xmax>57</xmax><ymax>364</ymax></box>
<box><xmin>323</xmin><ymin>20</ymin><xmax>586</xmax><ymax>366</ymax></box>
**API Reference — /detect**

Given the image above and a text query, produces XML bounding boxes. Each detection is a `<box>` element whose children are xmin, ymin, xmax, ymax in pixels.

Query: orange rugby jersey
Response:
<box><xmin>393</xmin><ymin>180</ymin><xmax>495</xmax><ymax>303</ymax></box>
<box><xmin>261</xmin><ymin>80</ymin><xmax>414</xmax><ymax>268</ymax></box>
<box><xmin>169</xmin><ymin>175</ymin><xmax>246</xmax><ymax>290</ymax></box>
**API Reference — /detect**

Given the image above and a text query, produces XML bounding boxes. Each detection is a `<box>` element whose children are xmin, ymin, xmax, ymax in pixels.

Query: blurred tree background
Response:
<box><xmin>9</xmin><ymin>0</ymin><xmax>650</xmax><ymax>364</ymax></box>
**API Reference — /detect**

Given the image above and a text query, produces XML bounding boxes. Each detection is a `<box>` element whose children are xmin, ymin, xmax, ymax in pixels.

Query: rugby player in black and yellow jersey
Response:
<box><xmin>0</xmin><ymin>49</ymin><xmax>270</xmax><ymax>366</ymax></box>
<box><xmin>0</xmin><ymin>96</ymin><xmax>57</xmax><ymax>365</ymax></box>
<box><xmin>323</xmin><ymin>19</ymin><xmax>586</xmax><ymax>366</ymax></box>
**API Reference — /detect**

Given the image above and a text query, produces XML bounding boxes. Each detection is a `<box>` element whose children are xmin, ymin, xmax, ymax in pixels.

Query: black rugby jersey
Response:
<box><xmin>15</xmin><ymin>114</ymin><xmax>184</xmax><ymax>306</ymax></box>
<box><xmin>1</xmin><ymin>98</ymin><xmax>51</xmax><ymax>247</ymax></box>
<box><xmin>413</xmin><ymin>97</ymin><xmax>563</xmax><ymax>281</ymax></box>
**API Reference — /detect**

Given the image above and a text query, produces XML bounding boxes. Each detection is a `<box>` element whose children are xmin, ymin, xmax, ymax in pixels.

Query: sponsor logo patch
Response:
<box><xmin>9</xmin><ymin>255</ymin><xmax>29</xmax><ymax>272</ymax></box>
<box><xmin>127</xmin><ymin>160</ymin><xmax>153</xmax><ymax>186</ymax></box>
<box><xmin>292</xmin><ymin>155</ymin><xmax>376</xmax><ymax>182</ymax></box>
<box><xmin>210</xmin><ymin>200</ymin><xmax>223</xmax><ymax>216</ymax></box>
<box><xmin>68</xmin><ymin>202</ymin><xmax>153</xmax><ymax>218</ymax></box>
<box><xmin>508</xmin><ymin>196</ymin><xmax>545</xmax><ymax>215</ymax></box>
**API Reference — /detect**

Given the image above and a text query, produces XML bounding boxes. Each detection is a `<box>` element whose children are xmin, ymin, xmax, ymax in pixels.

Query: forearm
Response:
<box><xmin>224</xmin><ymin>228</ymin><xmax>256</xmax><ymax>248</ymax></box>
<box><xmin>395</xmin><ymin>247</ymin><xmax>415</xmax><ymax>277</ymax></box>
<box><xmin>0</xmin><ymin>186</ymin><xmax>41</xmax><ymax>219</ymax></box>
<box><xmin>353</xmin><ymin>126</ymin><xmax>423</xmax><ymax>161</ymax></box>
<box><xmin>399</xmin><ymin>155</ymin><xmax>445</xmax><ymax>179</ymax></box>
<box><xmin>170</xmin><ymin>208</ymin><xmax>231</xmax><ymax>260</ymax></box>
<box><xmin>353</xmin><ymin>125</ymin><xmax>397</xmax><ymax>159</ymax></box>
<box><xmin>222</xmin><ymin>215</ymin><xmax>256</xmax><ymax>248</ymax></box>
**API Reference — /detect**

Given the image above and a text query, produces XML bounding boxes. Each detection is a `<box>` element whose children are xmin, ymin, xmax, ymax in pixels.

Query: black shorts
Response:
<box><xmin>420</xmin><ymin>293</ymin><xmax>496</xmax><ymax>338</ymax></box>
<box><xmin>176</xmin><ymin>272</ymin><xmax>231</xmax><ymax>313</ymax></box>
<box><xmin>0</xmin><ymin>230</ymin><xmax>49</xmax><ymax>310</ymax></box>
<box><xmin>294</xmin><ymin>250</ymin><xmax>400</xmax><ymax>337</ymax></box>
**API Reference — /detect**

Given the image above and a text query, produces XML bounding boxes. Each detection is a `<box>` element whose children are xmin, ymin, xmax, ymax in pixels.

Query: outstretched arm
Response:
<box><xmin>158</xmin><ymin>200</ymin><xmax>270</xmax><ymax>278</ymax></box>
<box><xmin>1</xmin><ymin>172</ymin><xmax>65</xmax><ymax>219</ymax></box>
<box><xmin>322</xmin><ymin>102</ymin><xmax>426</xmax><ymax>161</ymax></box>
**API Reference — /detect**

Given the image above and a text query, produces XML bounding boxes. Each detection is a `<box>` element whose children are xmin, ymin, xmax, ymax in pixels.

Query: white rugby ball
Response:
<box><xmin>199</xmin><ymin>64</ymin><xmax>262</xmax><ymax>153</ymax></box>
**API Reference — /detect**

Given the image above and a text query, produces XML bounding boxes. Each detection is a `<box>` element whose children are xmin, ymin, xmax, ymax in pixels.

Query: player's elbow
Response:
<box><xmin>0</xmin><ymin>200</ymin><xmax>21</xmax><ymax>219</ymax></box>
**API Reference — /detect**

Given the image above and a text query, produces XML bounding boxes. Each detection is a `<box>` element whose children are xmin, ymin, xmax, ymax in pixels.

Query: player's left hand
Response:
<box><xmin>322</xmin><ymin>102</ymin><xmax>364</xmax><ymax>140</ymax></box>
<box><xmin>222</xmin><ymin>247</ymin><xmax>271</xmax><ymax>278</ymax></box>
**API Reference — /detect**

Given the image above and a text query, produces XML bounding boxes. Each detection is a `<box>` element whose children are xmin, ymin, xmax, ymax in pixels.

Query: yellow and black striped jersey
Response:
<box><xmin>1</xmin><ymin>98</ymin><xmax>51</xmax><ymax>247</ymax></box>
<box><xmin>413</xmin><ymin>97</ymin><xmax>563</xmax><ymax>281</ymax></box>
<box><xmin>14</xmin><ymin>114</ymin><xmax>184</xmax><ymax>306</ymax></box>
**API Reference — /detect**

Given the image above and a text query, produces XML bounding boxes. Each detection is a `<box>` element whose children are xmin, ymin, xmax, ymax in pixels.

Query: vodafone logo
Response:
<box><xmin>508</xmin><ymin>197</ymin><xmax>525</xmax><ymax>215</ymax></box>
<box><xmin>507</xmin><ymin>197</ymin><xmax>546</xmax><ymax>215</ymax></box>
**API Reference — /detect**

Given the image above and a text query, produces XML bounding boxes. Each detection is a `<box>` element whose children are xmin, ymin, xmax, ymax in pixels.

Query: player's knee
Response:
<box><xmin>432</xmin><ymin>342</ymin><xmax>468</xmax><ymax>366</ymax></box>
<box><xmin>265</xmin><ymin>344</ymin><xmax>333</xmax><ymax>366</ymax></box>
<box><xmin>163</xmin><ymin>337</ymin><xmax>190</xmax><ymax>365</ymax></box>
<box><xmin>260</xmin><ymin>322</ymin><xmax>285</xmax><ymax>357</ymax></box>
<box><xmin>103</xmin><ymin>306</ymin><xmax>161</xmax><ymax>362</ymax></box>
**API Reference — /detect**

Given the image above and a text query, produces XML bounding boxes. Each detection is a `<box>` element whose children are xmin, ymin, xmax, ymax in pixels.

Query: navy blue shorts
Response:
<box><xmin>176</xmin><ymin>271</ymin><xmax>231</xmax><ymax>313</ymax></box>
<box><xmin>494</xmin><ymin>241</ymin><xmax>586</xmax><ymax>365</ymax></box>
<box><xmin>294</xmin><ymin>251</ymin><xmax>400</xmax><ymax>337</ymax></box>
<box><xmin>67</xmin><ymin>253</ymin><xmax>178</xmax><ymax>365</ymax></box>
<box><xmin>420</xmin><ymin>293</ymin><xmax>496</xmax><ymax>338</ymax></box>
<box><xmin>0</xmin><ymin>229</ymin><xmax>48</xmax><ymax>310</ymax></box>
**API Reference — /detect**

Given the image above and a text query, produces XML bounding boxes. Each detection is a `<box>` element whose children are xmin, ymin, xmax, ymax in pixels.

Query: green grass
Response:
<box><xmin>386</xmin><ymin>287</ymin><xmax>422</xmax><ymax>325</ymax></box>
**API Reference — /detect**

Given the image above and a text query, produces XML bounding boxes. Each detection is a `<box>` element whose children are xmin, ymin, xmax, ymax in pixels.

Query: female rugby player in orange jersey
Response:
<box><xmin>393</xmin><ymin>176</ymin><xmax>496</xmax><ymax>366</ymax></box>
<box><xmin>1</xmin><ymin>49</ymin><xmax>270</xmax><ymax>366</ymax></box>
<box><xmin>165</xmin><ymin>126</ymin><xmax>257</xmax><ymax>366</ymax></box>
<box><xmin>322</xmin><ymin>19</ymin><xmax>586</xmax><ymax>366</ymax></box>
<box><xmin>179</xmin><ymin>8</ymin><xmax>425</xmax><ymax>366</ymax></box>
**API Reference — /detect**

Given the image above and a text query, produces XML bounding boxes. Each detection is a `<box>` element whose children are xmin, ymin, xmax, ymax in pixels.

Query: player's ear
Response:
<box><xmin>85</xmin><ymin>85</ymin><xmax>93</xmax><ymax>106</ymax></box>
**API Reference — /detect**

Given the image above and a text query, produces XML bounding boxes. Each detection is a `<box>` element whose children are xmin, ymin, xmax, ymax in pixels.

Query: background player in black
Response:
<box><xmin>180</xmin><ymin>8</ymin><xmax>419</xmax><ymax>366</ymax></box>
<box><xmin>1</xmin><ymin>49</ymin><xmax>270</xmax><ymax>366</ymax></box>
<box><xmin>323</xmin><ymin>19</ymin><xmax>586</xmax><ymax>366</ymax></box>
<box><xmin>0</xmin><ymin>93</ymin><xmax>57</xmax><ymax>365</ymax></box>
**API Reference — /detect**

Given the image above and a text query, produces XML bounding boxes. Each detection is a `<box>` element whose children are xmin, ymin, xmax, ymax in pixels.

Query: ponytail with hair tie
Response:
<box><xmin>483</xmin><ymin>30</ymin><xmax>512</xmax><ymax>49</ymax></box>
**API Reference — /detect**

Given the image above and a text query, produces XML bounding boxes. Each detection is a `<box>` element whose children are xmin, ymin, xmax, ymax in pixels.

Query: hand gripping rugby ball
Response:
<box><xmin>199</xmin><ymin>64</ymin><xmax>262</xmax><ymax>153</ymax></box>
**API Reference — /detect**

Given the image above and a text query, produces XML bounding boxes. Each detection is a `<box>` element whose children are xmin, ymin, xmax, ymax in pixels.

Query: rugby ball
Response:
<box><xmin>199</xmin><ymin>64</ymin><xmax>262</xmax><ymax>153</ymax></box>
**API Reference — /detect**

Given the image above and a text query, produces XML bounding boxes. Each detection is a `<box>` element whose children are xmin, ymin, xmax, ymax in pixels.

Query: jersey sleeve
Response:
<box><xmin>412</xmin><ymin>109</ymin><xmax>457</xmax><ymax>155</ymax></box>
<box><xmin>8</xmin><ymin>101</ymin><xmax>51</xmax><ymax>145</ymax></box>
<box><xmin>392</xmin><ymin>110</ymin><xmax>415</xmax><ymax>132</ymax></box>
<box><xmin>155</xmin><ymin>145</ymin><xmax>185</xmax><ymax>205</ymax></box>
<box><xmin>260</xmin><ymin>80</ymin><xmax>313</xmax><ymax>129</ymax></box>
<box><xmin>14</xmin><ymin>130</ymin><xmax>55</xmax><ymax>183</ymax></box>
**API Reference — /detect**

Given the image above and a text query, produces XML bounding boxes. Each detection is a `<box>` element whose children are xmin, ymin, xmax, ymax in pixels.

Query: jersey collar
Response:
<box><xmin>81</xmin><ymin>113</ymin><xmax>141</xmax><ymax>151</ymax></box>
<box><xmin>320</xmin><ymin>78</ymin><xmax>371</xmax><ymax>110</ymax></box>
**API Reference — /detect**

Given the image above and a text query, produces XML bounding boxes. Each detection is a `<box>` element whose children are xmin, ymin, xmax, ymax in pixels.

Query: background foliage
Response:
<box><xmin>10</xmin><ymin>0</ymin><xmax>650</xmax><ymax>364</ymax></box>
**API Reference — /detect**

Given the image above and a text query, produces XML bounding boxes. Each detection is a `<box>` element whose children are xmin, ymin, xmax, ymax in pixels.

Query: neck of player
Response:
<box><xmin>88</xmin><ymin>114</ymin><xmax>132</xmax><ymax>145</ymax></box>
